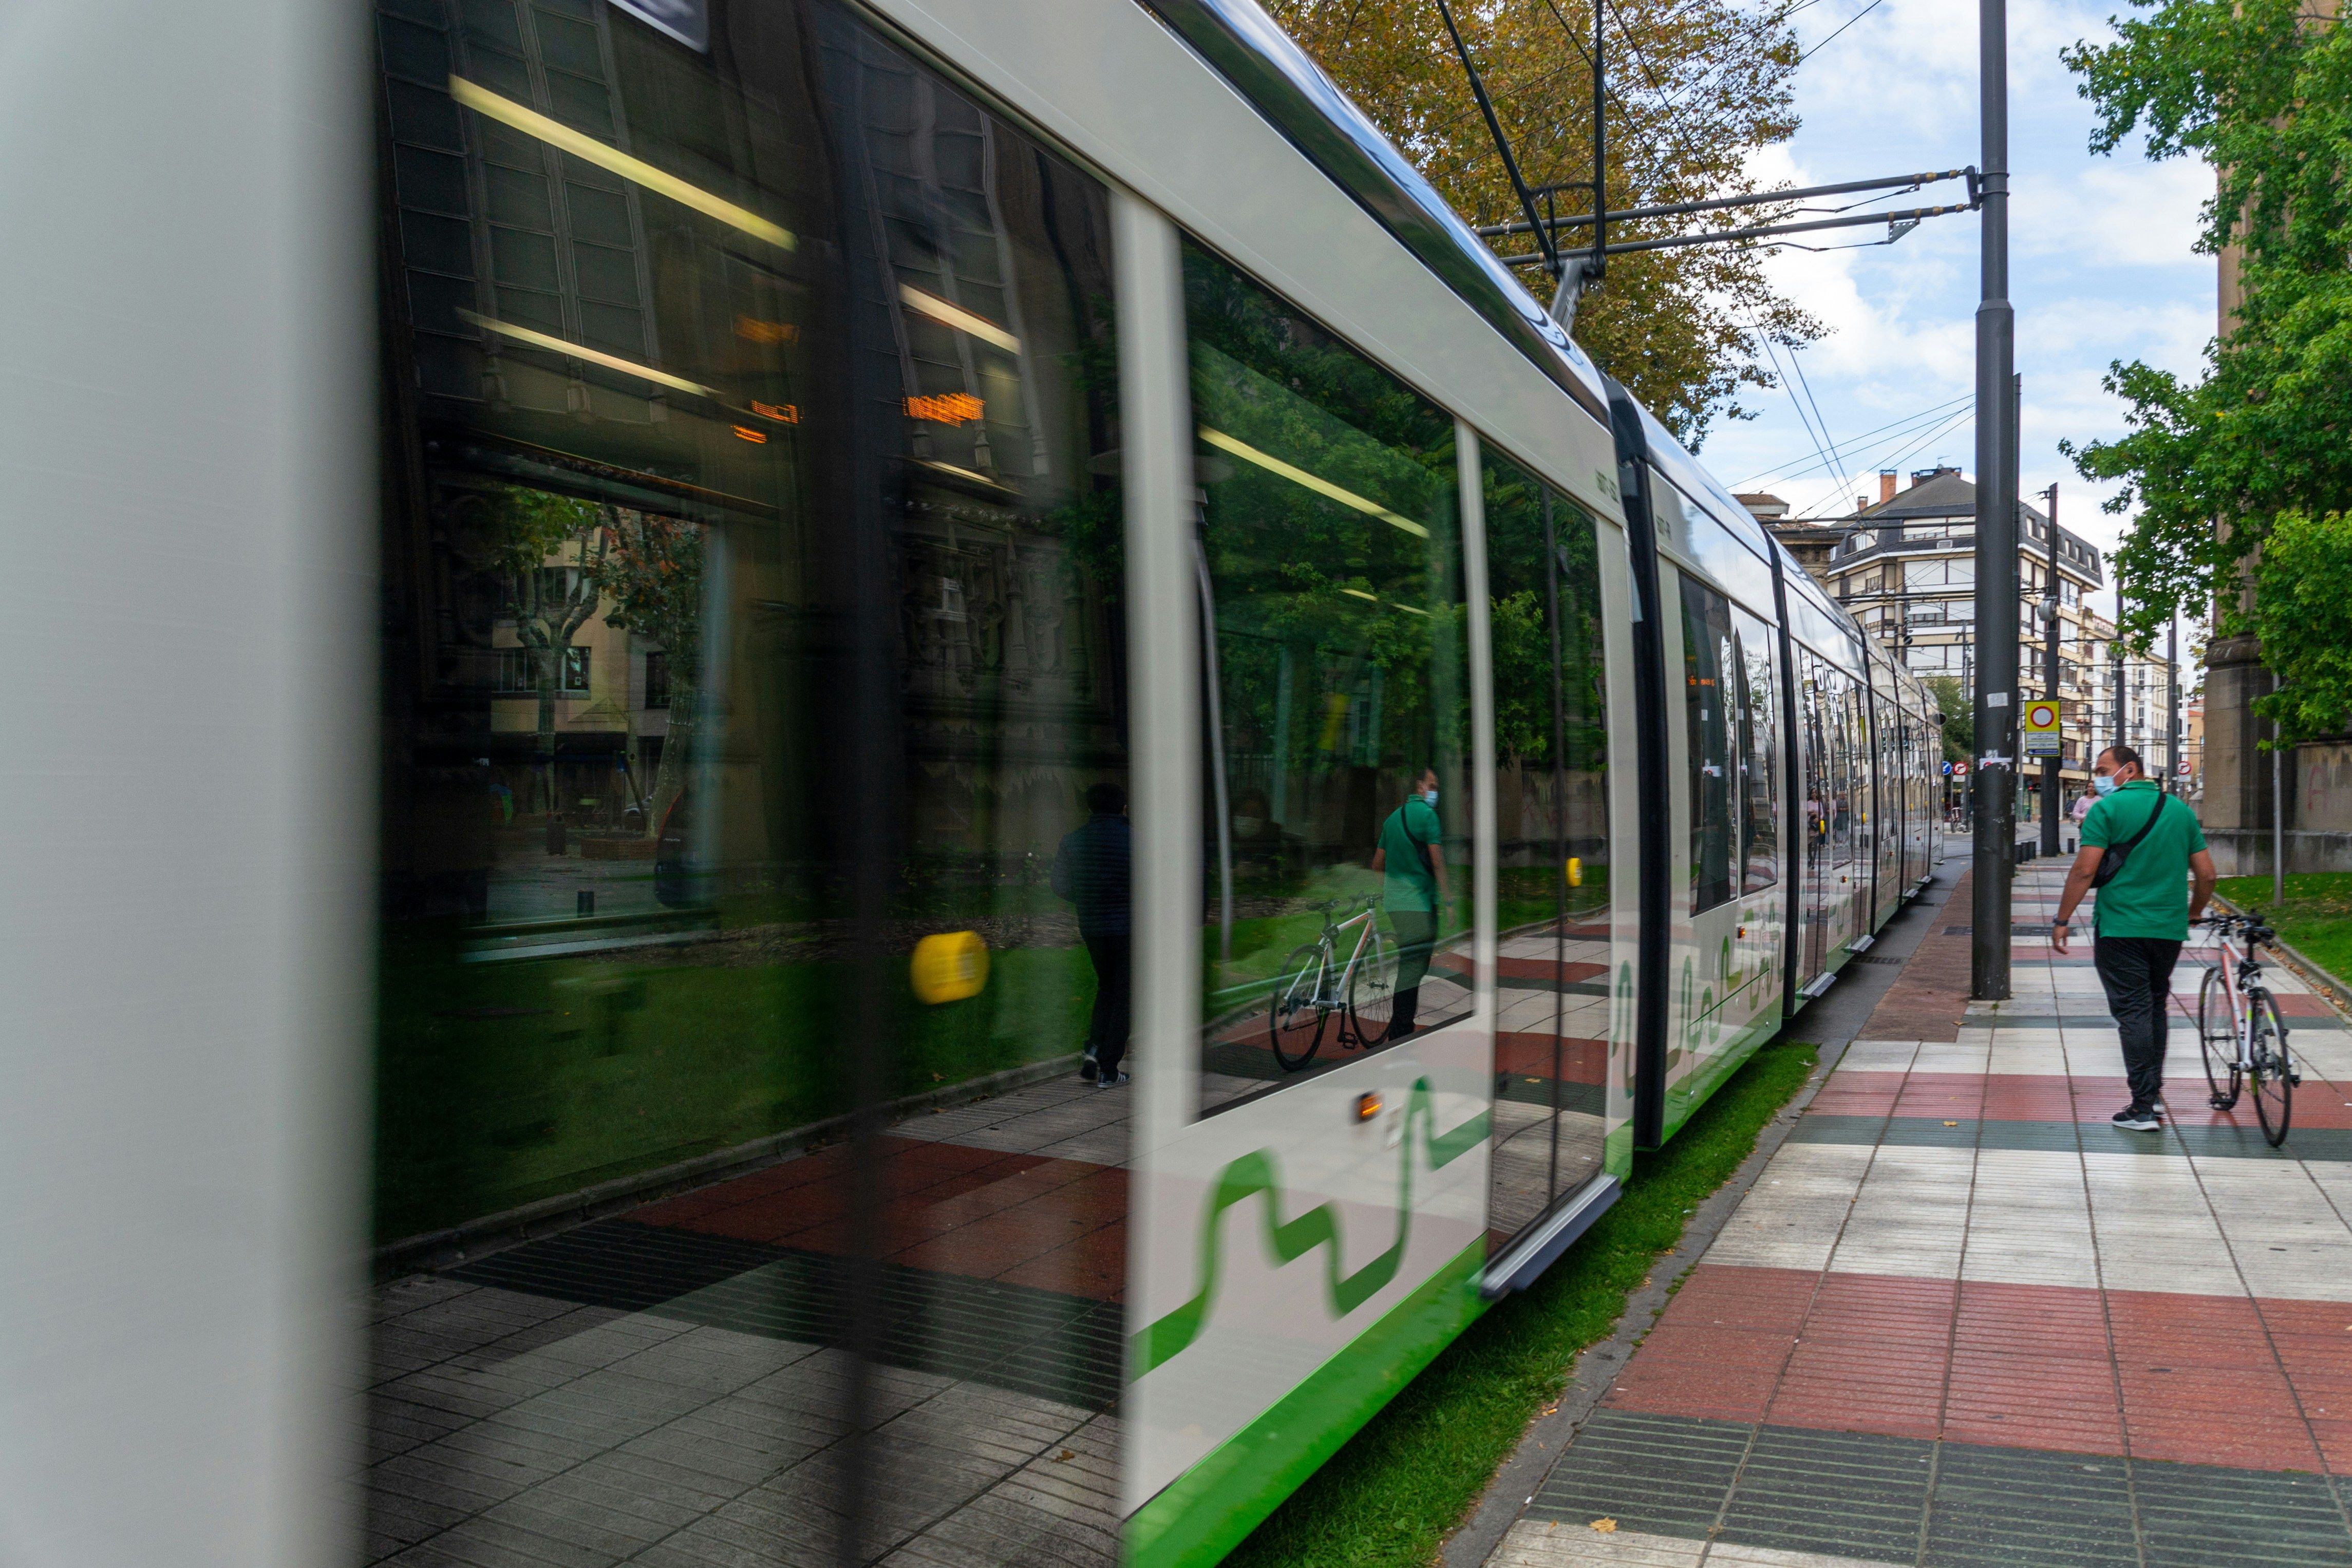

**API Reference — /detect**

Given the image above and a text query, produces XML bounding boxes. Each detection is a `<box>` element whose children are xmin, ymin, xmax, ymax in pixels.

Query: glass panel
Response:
<box><xmin>368</xmin><ymin>5</ymin><xmax>1130</xmax><ymax>1563</ymax></box>
<box><xmin>1681</xmin><ymin>577</ymin><xmax>1736</xmax><ymax>915</ymax></box>
<box><xmin>1733</xmin><ymin>606</ymin><xmax>1779</xmax><ymax>895</ymax></box>
<box><xmin>1799</xmin><ymin>650</ymin><xmax>1833</xmax><ymax>979</ymax></box>
<box><xmin>1481</xmin><ymin>446</ymin><xmax>1611</xmax><ymax>1248</ymax></box>
<box><xmin>1184</xmin><ymin>240</ymin><xmax>1470</xmax><ymax>1114</ymax></box>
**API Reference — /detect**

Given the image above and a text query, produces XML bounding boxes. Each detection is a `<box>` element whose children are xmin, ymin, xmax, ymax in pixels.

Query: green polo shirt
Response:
<box><xmin>2082</xmin><ymin>781</ymin><xmax>2206</xmax><ymax>939</ymax></box>
<box><xmin>1378</xmin><ymin>797</ymin><xmax>1442</xmax><ymax>913</ymax></box>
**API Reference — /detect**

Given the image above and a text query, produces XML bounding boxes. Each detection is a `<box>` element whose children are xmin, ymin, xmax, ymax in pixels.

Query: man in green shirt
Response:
<box><xmin>1370</xmin><ymin>767</ymin><xmax>1447</xmax><ymax>1042</ymax></box>
<box><xmin>2053</xmin><ymin>744</ymin><xmax>2218</xmax><ymax>1130</ymax></box>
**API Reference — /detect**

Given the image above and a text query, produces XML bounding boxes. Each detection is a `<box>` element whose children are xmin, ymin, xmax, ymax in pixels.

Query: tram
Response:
<box><xmin>3</xmin><ymin>0</ymin><xmax>1941</xmax><ymax>1563</ymax></box>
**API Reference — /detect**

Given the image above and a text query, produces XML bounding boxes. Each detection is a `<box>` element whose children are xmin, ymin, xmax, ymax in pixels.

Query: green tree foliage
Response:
<box><xmin>2060</xmin><ymin>0</ymin><xmax>2352</xmax><ymax>740</ymax></box>
<box><xmin>1265</xmin><ymin>0</ymin><xmax>1821</xmax><ymax>447</ymax></box>
<box><xmin>2247</xmin><ymin>509</ymin><xmax>2352</xmax><ymax>740</ymax></box>
<box><xmin>1925</xmin><ymin>674</ymin><xmax>1971</xmax><ymax>764</ymax></box>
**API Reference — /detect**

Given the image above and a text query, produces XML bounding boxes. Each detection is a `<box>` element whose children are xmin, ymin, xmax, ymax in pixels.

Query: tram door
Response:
<box><xmin>1479</xmin><ymin>449</ymin><xmax>1613</xmax><ymax>1245</ymax></box>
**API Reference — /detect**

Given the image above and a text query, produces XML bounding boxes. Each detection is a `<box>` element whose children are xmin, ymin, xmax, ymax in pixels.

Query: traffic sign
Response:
<box><xmin>2022</xmin><ymin>699</ymin><xmax>2062</xmax><ymax>758</ymax></box>
<box><xmin>1942</xmin><ymin>761</ymin><xmax>1953</xmax><ymax>777</ymax></box>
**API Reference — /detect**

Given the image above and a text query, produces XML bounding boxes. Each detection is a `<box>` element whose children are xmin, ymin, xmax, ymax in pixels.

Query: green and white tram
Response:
<box><xmin>0</xmin><ymin>0</ymin><xmax>1942</xmax><ymax>1563</ymax></box>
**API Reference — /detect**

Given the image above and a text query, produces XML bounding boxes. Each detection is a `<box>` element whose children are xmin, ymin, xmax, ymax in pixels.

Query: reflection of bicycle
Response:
<box><xmin>2197</xmin><ymin>913</ymin><xmax>2299</xmax><ymax>1146</ymax></box>
<box><xmin>1269</xmin><ymin>896</ymin><xmax>1395</xmax><ymax>1071</ymax></box>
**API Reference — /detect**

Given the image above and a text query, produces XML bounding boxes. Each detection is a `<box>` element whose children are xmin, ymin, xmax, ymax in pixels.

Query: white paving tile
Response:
<box><xmin>1704</xmin><ymin>1143</ymin><xmax>1874</xmax><ymax>1272</ymax></box>
<box><xmin>1959</xmin><ymin>1149</ymin><xmax>2099</xmax><ymax>1290</ymax></box>
<box><xmin>1827</xmin><ymin>1145</ymin><xmax>1974</xmax><ymax>1280</ymax></box>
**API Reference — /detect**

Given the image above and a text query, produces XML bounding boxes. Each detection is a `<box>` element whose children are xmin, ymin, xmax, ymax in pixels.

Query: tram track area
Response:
<box><xmin>1442</xmin><ymin>853</ymin><xmax>1966</xmax><ymax>1568</ymax></box>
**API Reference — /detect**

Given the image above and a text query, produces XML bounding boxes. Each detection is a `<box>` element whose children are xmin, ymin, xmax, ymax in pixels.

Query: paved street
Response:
<box><xmin>1486</xmin><ymin>852</ymin><xmax>2352</xmax><ymax>1567</ymax></box>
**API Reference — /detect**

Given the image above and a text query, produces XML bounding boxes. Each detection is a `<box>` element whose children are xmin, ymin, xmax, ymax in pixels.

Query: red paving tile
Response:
<box><xmin>1619</xmin><ymin>1265</ymin><xmax>2347</xmax><ymax>1473</ymax></box>
<box><xmin>1890</xmin><ymin>1073</ymin><xmax>1989</xmax><ymax>1119</ymax></box>
<box><xmin>1495</xmin><ymin>1032</ymin><xmax>1608</xmax><ymax>1082</ymax></box>
<box><xmin>996</xmin><ymin>1218</ymin><xmax>1127</xmax><ymax>1301</ymax></box>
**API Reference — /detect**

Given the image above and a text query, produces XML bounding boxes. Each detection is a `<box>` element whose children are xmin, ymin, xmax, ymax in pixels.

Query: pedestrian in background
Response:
<box><xmin>1053</xmin><ymin>782</ymin><xmax>1132</xmax><ymax>1087</ymax></box>
<box><xmin>2052</xmin><ymin>745</ymin><xmax>2217</xmax><ymax>1130</ymax></box>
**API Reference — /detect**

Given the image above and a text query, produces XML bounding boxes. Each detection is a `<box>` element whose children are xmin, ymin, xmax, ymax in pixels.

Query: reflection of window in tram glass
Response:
<box><xmin>1733</xmin><ymin>606</ymin><xmax>1778</xmax><ymax>893</ymax></box>
<box><xmin>370</xmin><ymin>5</ymin><xmax>1130</xmax><ymax>1563</ymax></box>
<box><xmin>1681</xmin><ymin>578</ymin><xmax>1736</xmax><ymax>913</ymax></box>
<box><xmin>1183</xmin><ymin>239</ymin><xmax>1469</xmax><ymax>1113</ymax></box>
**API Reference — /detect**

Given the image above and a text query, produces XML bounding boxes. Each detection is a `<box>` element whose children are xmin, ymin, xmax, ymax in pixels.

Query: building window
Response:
<box><xmin>643</xmin><ymin>649</ymin><xmax>670</xmax><ymax>709</ymax></box>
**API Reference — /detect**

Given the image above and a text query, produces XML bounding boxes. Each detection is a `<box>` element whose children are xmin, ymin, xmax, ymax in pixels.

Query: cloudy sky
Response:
<box><xmin>1682</xmin><ymin>0</ymin><xmax>2214</xmax><ymax>633</ymax></box>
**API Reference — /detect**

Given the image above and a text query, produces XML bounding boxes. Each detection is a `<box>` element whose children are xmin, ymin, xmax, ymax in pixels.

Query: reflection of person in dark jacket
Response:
<box><xmin>1052</xmin><ymin>782</ymin><xmax>1132</xmax><ymax>1087</ymax></box>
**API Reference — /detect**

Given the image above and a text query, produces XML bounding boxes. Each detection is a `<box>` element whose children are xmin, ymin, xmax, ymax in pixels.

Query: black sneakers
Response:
<box><xmin>1079</xmin><ymin>1050</ymin><xmax>1099</xmax><ymax>1083</ymax></box>
<box><xmin>2112</xmin><ymin>1106</ymin><xmax>2161</xmax><ymax>1131</ymax></box>
<box><xmin>1096</xmin><ymin>1070</ymin><xmax>1130</xmax><ymax>1089</ymax></box>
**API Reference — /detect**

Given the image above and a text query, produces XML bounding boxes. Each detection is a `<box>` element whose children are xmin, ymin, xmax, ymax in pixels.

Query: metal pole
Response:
<box><xmin>2040</xmin><ymin>482</ymin><xmax>2061</xmax><ymax>855</ymax></box>
<box><xmin>1970</xmin><ymin>0</ymin><xmax>2016</xmax><ymax>1000</ymax></box>
<box><xmin>2273</xmin><ymin>672</ymin><xmax>2286</xmax><ymax>905</ymax></box>
<box><xmin>2166</xmin><ymin>619</ymin><xmax>2179</xmax><ymax>796</ymax></box>
<box><xmin>2111</xmin><ymin>612</ymin><xmax>2125</xmax><ymax>753</ymax></box>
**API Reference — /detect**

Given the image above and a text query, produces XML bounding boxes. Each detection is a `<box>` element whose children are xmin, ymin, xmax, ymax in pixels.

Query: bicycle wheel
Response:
<box><xmin>1346</xmin><ymin>926</ymin><xmax>1397</xmax><ymax>1048</ymax></box>
<box><xmin>2197</xmin><ymin>965</ymin><xmax>2242</xmax><ymax>1108</ymax></box>
<box><xmin>1268</xmin><ymin>944</ymin><xmax>1329</xmax><ymax>1071</ymax></box>
<box><xmin>2249</xmin><ymin>989</ymin><xmax>2293</xmax><ymax>1147</ymax></box>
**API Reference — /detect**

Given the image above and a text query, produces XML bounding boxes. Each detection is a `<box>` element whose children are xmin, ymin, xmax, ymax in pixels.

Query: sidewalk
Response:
<box><xmin>1484</xmin><ymin>854</ymin><xmax>2352</xmax><ymax>1567</ymax></box>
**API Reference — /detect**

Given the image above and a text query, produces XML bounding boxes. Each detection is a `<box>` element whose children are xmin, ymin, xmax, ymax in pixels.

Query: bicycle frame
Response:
<box><xmin>2205</xmin><ymin>921</ymin><xmax>2266</xmax><ymax>1069</ymax></box>
<box><xmin>1312</xmin><ymin>904</ymin><xmax>1379</xmax><ymax>1009</ymax></box>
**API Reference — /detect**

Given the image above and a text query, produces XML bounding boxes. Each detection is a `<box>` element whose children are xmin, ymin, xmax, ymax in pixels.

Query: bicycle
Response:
<box><xmin>1268</xmin><ymin>895</ymin><xmax>1397</xmax><ymax>1071</ymax></box>
<box><xmin>2196</xmin><ymin>912</ymin><xmax>2300</xmax><ymax>1146</ymax></box>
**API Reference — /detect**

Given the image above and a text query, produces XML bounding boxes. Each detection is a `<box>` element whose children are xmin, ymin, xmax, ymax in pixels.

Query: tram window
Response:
<box><xmin>371</xmin><ymin>5</ymin><xmax>1131</xmax><ymax>1563</ymax></box>
<box><xmin>1680</xmin><ymin>578</ymin><xmax>1737</xmax><ymax>913</ymax></box>
<box><xmin>1479</xmin><ymin>445</ymin><xmax>1611</xmax><ymax>1241</ymax></box>
<box><xmin>1182</xmin><ymin>240</ymin><xmax>1470</xmax><ymax>1113</ymax></box>
<box><xmin>1732</xmin><ymin>605</ymin><xmax>1778</xmax><ymax>893</ymax></box>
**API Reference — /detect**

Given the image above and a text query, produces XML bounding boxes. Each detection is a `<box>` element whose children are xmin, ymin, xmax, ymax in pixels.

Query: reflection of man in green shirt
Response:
<box><xmin>1371</xmin><ymin>767</ymin><xmax>1447</xmax><ymax>1042</ymax></box>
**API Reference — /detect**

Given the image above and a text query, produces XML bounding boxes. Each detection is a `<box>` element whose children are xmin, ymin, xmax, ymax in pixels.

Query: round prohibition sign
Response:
<box><xmin>2025</xmin><ymin>701</ymin><xmax>2059</xmax><ymax>729</ymax></box>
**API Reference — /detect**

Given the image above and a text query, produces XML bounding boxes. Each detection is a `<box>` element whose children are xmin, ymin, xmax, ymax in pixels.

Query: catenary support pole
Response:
<box><xmin>2041</xmin><ymin>482</ymin><xmax>2061</xmax><ymax>855</ymax></box>
<box><xmin>2274</xmin><ymin>673</ymin><xmax>2286</xmax><ymax>905</ymax></box>
<box><xmin>2112</xmin><ymin>614</ymin><xmax>2125</xmax><ymax>752</ymax></box>
<box><xmin>2166</xmin><ymin>620</ymin><xmax>2179</xmax><ymax>797</ymax></box>
<box><xmin>1970</xmin><ymin>0</ymin><xmax>2016</xmax><ymax>1000</ymax></box>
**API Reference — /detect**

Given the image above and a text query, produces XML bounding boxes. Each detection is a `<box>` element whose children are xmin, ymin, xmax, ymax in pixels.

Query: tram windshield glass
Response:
<box><xmin>369</xmin><ymin>3</ymin><xmax>1134</xmax><ymax>1562</ymax></box>
<box><xmin>1181</xmin><ymin>240</ymin><xmax>1472</xmax><ymax>1114</ymax></box>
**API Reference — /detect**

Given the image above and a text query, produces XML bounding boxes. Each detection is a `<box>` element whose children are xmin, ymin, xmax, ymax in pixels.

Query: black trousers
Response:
<box><xmin>1388</xmin><ymin>910</ymin><xmax>1438</xmax><ymax>1035</ymax></box>
<box><xmin>1083</xmin><ymin>931</ymin><xmax>1131</xmax><ymax>1078</ymax></box>
<box><xmin>2094</xmin><ymin>935</ymin><xmax>2184</xmax><ymax>1110</ymax></box>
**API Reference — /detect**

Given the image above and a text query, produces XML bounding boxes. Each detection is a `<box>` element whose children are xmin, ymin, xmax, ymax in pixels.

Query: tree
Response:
<box><xmin>1925</xmin><ymin>675</ymin><xmax>1971</xmax><ymax>765</ymax></box>
<box><xmin>2060</xmin><ymin>0</ymin><xmax>2352</xmax><ymax>742</ymax></box>
<box><xmin>484</xmin><ymin>486</ymin><xmax>607</xmax><ymax>813</ymax></box>
<box><xmin>588</xmin><ymin>510</ymin><xmax>706</xmax><ymax>832</ymax></box>
<box><xmin>1264</xmin><ymin>0</ymin><xmax>1821</xmax><ymax>447</ymax></box>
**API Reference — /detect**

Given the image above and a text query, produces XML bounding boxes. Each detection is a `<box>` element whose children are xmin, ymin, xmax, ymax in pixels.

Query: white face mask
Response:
<box><xmin>1234</xmin><ymin>816</ymin><xmax>1263</xmax><ymax>837</ymax></box>
<box><xmin>2092</xmin><ymin>772</ymin><xmax>2120</xmax><ymax>796</ymax></box>
<box><xmin>1422</xmin><ymin>789</ymin><xmax>1439</xmax><ymax>807</ymax></box>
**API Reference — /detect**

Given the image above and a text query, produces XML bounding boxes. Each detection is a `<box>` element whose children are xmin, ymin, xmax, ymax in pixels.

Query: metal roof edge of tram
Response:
<box><xmin>1135</xmin><ymin>0</ymin><xmax>1615</xmax><ymax>427</ymax></box>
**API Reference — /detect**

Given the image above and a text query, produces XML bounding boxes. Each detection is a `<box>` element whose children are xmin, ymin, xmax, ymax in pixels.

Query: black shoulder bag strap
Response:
<box><xmin>2090</xmin><ymin>792</ymin><xmax>2169</xmax><ymax>889</ymax></box>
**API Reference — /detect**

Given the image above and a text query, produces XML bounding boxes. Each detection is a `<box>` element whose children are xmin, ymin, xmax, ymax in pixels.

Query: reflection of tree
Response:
<box><xmin>485</xmin><ymin>487</ymin><xmax>606</xmax><ymax>813</ymax></box>
<box><xmin>481</xmin><ymin>486</ymin><xmax>706</xmax><ymax>828</ymax></box>
<box><xmin>1186</xmin><ymin>248</ymin><xmax>1466</xmax><ymax>791</ymax></box>
<box><xmin>589</xmin><ymin>509</ymin><xmax>704</xmax><ymax>833</ymax></box>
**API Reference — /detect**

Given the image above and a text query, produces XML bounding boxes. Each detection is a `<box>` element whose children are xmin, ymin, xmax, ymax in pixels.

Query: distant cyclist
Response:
<box><xmin>2051</xmin><ymin>745</ymin><xmax>2217</xmax><ymax>1131</ymax></box>
<box><xmin>1370</xmin><ymin>767</ymin><xmax>1447</xmax><ymax>1042</ymax></box>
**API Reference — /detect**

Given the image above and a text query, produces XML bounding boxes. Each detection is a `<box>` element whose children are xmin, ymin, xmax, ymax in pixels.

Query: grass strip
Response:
<box><xmin>1223</xmin><ymin>1036</ymin><xmax>1821</xmax><ymax>1568</ymax></box>
<box><xmin>2215</xmin><ymin>873</ymin><xmax>2352</xmax><ymax>985</ymax></box>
